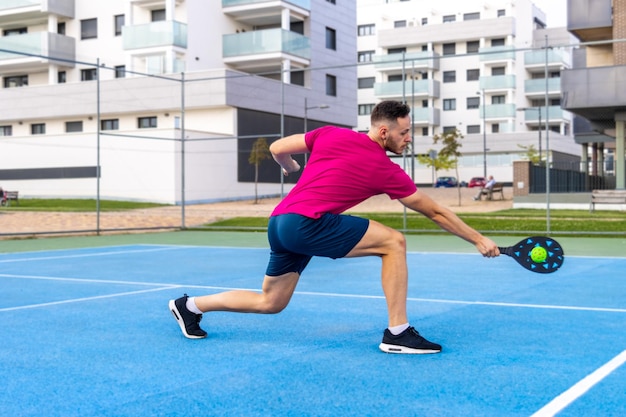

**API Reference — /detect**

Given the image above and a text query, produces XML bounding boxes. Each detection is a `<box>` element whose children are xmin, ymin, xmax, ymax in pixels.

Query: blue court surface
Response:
<box><xmin>1</xmin><ymin>241</ymin><xmax>625</xmax><ymax>416</ymax></box>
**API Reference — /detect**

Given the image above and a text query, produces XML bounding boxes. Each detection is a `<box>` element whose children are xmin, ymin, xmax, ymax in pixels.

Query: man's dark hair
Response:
<box><xmin>370</xmin><ymin>100</ymin><xmax>411</xmax><ymax>125</ymax></box>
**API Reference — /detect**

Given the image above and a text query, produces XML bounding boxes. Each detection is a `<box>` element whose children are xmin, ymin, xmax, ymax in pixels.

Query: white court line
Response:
<box><xmin>531</xmin><ymin>350</ymin><xmax>626</xmax><ymax>417</ymax></box>
<box><xmin>0</xmin><ymin>286</ymin><xmax>179</xmax><ymax>312</ymax></box>
<box><xmin>0</xmin><ymin>245</ymin><xmax>186</xmax><ymax>264</ymax></box>
<box><xmin>0</xmin><ymin>273</ymin><xmax>181</xmax><ymax>287</ymax></box>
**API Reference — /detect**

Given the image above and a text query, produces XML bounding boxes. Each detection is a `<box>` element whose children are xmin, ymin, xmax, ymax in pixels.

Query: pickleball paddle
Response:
<box><xmin>498</xmin><ymin>236</ymin><xmax>564</xmax><ymax>274</ymax></box>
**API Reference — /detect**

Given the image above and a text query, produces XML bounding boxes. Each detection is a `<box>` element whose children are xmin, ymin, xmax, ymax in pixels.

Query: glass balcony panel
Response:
<box><xmin>483</xmin><ymin>103</ymin><xmax>516</xmax><ymax>119</ymax></box>
<box><xmin>123</xmin><ymin>21</ymin><xmax>188</xmax><ymax>50</ymax></box>
<box><xmin>223</xmin><ymin>28</ymin><xmax>309</xmax><ymax>60</ymax></box>
<box><xmin>373</xmin><ymin>51</ymin><xmax>439</xmax><ymax>71</ymax></box>
<box><xmin>479</xmin><ymin>74</ymin><xmax>516</xmax><ymax>90</ymax></box>
<box><xmin>524</xmin><ymin>78</ymin><xmax>561</xmax><ymax>94</ymax></box>
<box><xmin>222</xmin><ymin>0</ymin><xmax>310</xmax><ymax>9</ymax></box>
<box><xmin>479</xmin><ymin>45</ymin><xmax>515</xmax><ymax>62</ymax></box>
<box><xmin>521</xmin><ymin>106</ymin><xmax>564</xmax><ymax>121</ymax></box>
<box><xmin>0</xmin><ymin>32</ymin><xmax>75</xmax><ymax>62</ymax></box>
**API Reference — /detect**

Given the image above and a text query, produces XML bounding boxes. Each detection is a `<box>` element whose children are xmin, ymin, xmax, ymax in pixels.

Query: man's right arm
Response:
<box><xmin>269</xmin><ymin>134</ymin><xmax>307</xmax><ymax>175</ymax></box>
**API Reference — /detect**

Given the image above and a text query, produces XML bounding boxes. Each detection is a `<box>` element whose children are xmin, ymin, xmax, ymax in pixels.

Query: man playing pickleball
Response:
<box><xmin>170</xmin><ymin>100</ymin><xmax>499</xmax><ymax>354</ymax></box>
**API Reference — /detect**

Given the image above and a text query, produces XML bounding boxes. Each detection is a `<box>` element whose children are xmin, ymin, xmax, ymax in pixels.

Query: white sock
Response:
<box><xmin>388</xmin><ymin>323</ymin><xmax>410</xmax><ymax>335</ymax></box>
<box><xmin>186</xmin><ymin>297</ymin><xmax>203</xmax><ymax>314</ymax></box>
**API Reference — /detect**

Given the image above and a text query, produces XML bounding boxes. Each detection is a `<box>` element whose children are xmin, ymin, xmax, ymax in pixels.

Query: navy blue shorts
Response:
<box><xmin>265</xmin><ymin>213</ymin><xmax>369</xmax><ymax>277</ymax></box>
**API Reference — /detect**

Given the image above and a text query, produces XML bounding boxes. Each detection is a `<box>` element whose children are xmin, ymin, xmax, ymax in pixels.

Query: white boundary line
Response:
<box><xmin>530</xmin><ymin>350</ymin><xmax>626</xmax><ymax>417</ymax></box>
<box><xmin>0</xmin><ymin>245</ymin><xmax>187</xmax><ymax>264</ymax></box>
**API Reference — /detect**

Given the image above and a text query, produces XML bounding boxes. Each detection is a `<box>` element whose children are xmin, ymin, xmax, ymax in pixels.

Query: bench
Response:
<box><xmin>590</xmin><ymin>189</ymin><xmax>626</xmax><ymax>212</ymax></box>
<box><xmin>1</xmin><ymin>191</ymin><xmax>19</xmax><ymax>207</ymax></box>
<box><xmin>480</xmin><ymin>183</ymin><xmax>504</xmax><ymax>201</ymax></box>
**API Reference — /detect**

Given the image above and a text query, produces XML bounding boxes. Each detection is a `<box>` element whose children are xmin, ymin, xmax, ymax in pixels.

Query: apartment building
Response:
<box><xmin>357</xmin><ymin>0</ymin><xmax>581</xmax><ymax>184</ymax></box>
<box><xmin>0</xmin><ymin>0</ymin><xmax>356</xmax><ymax>203</ymax></box>
<box><xmin>563</xmin><ymin>0</ymin><xmax>626</xmax><ymax>189</ymax></box>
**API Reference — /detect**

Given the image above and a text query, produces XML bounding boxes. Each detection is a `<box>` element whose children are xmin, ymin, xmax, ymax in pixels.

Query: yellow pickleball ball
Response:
<box><xmin>530</xmin><ymin>246</ymin><xmax>548</xmax><ymax>263</ymax></box>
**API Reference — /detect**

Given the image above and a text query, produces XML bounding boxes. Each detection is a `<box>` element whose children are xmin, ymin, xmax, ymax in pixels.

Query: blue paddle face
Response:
<box><xmin>499</xmin><ymin>236</ymin><xmax>564</xmax><ymax>274</ymax></box>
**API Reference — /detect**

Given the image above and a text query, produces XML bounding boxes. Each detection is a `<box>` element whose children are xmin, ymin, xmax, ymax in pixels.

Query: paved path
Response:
<box><xmin>0</xmin><ymin>187</ymin><xmax>512</xmax><ymax>236</ymax></box>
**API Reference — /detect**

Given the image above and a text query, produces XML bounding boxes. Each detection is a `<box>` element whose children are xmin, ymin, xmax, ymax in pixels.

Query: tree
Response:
<box><xmin>248</xmin><ymin>137</ymin><xmax>271</xmax><ymax>204</ymax></box>
<box><xmin>417</xmin><ymin>129</ymin><xmax>464</xmax><ymax>206</ymax></box>
<box><xmin>518</xmin><ymin>143</ymin><xmax>541</xmax><ymax>164</ymax></box>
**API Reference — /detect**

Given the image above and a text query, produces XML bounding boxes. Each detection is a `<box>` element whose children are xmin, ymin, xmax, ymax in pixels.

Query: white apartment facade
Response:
<box><xmin>0</xmin><ymin>0</ymin><xmax>356</xmax><ymax>204</ymax></box>
<box><xmin>357</xmin><ymin>0</ymin><xmax>581</xmax><ymax>185</ymax></box>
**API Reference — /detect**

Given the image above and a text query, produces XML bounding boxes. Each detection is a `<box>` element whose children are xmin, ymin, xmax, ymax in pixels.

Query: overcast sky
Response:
<box><xmin>531</xmin><ymin>0</ymin><xmax>567</xmax><ymax>27</ymax></box>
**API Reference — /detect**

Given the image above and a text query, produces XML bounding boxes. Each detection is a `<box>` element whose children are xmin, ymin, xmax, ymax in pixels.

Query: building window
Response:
<box><xmin>466</xmin><ymin>41</ymin><xmax>479</xmax><ymax>54</ymax></box>
<box><xmin>394</xmin><ymin>20</ymin><xmax>406</xmax><ymax>28</ymax></box>
<box><xmin>421</xmin><ymin>18</ymin><xmax>428</xmax><ymax>25</ymax></box>
<box><xmin>3</xmin><ymin>75</ymin><xmax>28</xmax><ymax>88</ymax></box>
<box><xmin>358</xmin><ymin>104</ymin><xmax>375</xmax><ymax>115</ymax></box>
<box><xmin>57</xmin><ymin>22</ymin><xmax>66</xmax><ymax>35</ymax></box>
<box><xmin>492</xmin><ymin>95</ymin><xmax>505</xmax><ymax>104</ymax></box>
<box><xmin>421</xmin><ymin>127</ymin><xmax>429</xmax><ymax>136</ymax></box>
<box><xmin>291</xmin><ymin>70</ymin><xmax>304</xmax><ymax>86</ymax></box>
<box><xmin>138</xmin><ymin>117</ymin><xmax>157</xmax><ymax>129</ymax></box>
<box><xmin>442</xmin><ymin>43</ymin><xmax>456</xmax><ymax>56</ymax></box>
<box><xmin>115</xmin><ymin>15</ymin><xmax>125</xmax><ymax>36</ymax></box>
<box><xmin>58</xmin><ymin>71</ymin><xmax>66</xmax><ymax>84</ymax></box>
<box><xmin>358</xmin><ymin>24</ymin><xmax>375</xmax><ymax>36</ymax></box>
<box><xmin>358</xmin><ymin>50</ymin><xmax>374</xmax><ymax>62</ymax></box>
<box><xmin>358</xmin><ymin>77</ymin><xmax>375</xmax><ymax>89</ymax></box>
<box><xmin>326</xmin><ymin>74</ymin><xmax>337</xmax><ymax>96</ymax></box>
<box><xmin>443</xmin><ymin>126</ymin><xmax>456</xmax><ymax>133</ymax></box>
<box><xmin>497</xmin><ymin>9</ymin><xmax>506</xmax><ymax>17</ymax></box>
<box><xmin>115</xmin><ymin>65</ymin><xmax>126</xmax><ymax>78</ymax></box>
<box><xmin>467</xmin><ymin>97</ymin><xmax>480</xmax><ymax>109</ymax></box>
<box><xmin>101</xmin><ymin>119</ymin><xmax>119</xmax><ymax>131</ymax></box>
<box><xmin>464</xmin><ymin>12</ymin><xmax>480</xmax><ymax>21</ymax></box>
<box><xmin>81</xmin><ymin>68</ymin><xmax>97</xmax><ymax>81</ymax></box>
<box><xmin>466</xmin><ymin>69</ymin><xmax>480</xmax><ymax>81</ymax></box>
<box><xmin>491</xmin><ymin>124</ymin><xmax>500</xmax><ymax>133</ymax></box>
<box><xmin>3</xmin><ymin>27</ymin><xmax>27</xmax><ymax>36</ymax></box>
<box><xmin>492</xmin><ymin>66</ymin><xmax>506</xmax><ymax>76</ymax></box>
<box><xmin>0</xmin><ymin>126</ymin><xmax>12</xmax><ymax>136</ymax></box>
<box><xmin>151</xmin><ymin>9</ymin><xmax>166</xmax><ymax>22</ymax></box>
<box><xmin>443</xmin><ymin>99</ymin><xmax>456</xmax><ymax>111</ymax></box>
<box><xmin>467</xmin><ymin>125</ymin><xmax>481</xmax><ymax>134</ymax></box>
<box><xmin>325</xmin><ymin>27</ymin><xmax>336</xmax><ymax>50</ymax></box>
<box><xmin>66</xmin><ymin>121</ymin><xmax>83</xmax><ymax>133</ymax></box>
<box><xmin>31</xmin><ymin>123</ymin><xmax>45</xmax><ymax>135</ymax></box>
<box><xmin>81</xmin><ymin>18</ymin><xmax>98</xmax><ymax>40</ymax></box>
<box><xmin>388</xmin><ymin>47</ymin><xmax>406</xmax><ymax>55</ymax></box>
<box><xmin>491</xmin><ymin>38</ymin><xmax>505</xmax><ymax>47</ymax></box>
<box><xmin>443</xmin><ymin>71</ymin><xmax>456</xmax><ymax>83</ymax></box>
<box><xmin>443</xmin><ymin>15</ymin><xmax>456</xmax><ymax>23</ymax></box>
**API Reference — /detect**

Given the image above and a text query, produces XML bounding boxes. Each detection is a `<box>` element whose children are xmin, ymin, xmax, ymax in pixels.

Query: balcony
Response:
<box><xmin>373</xmin><ymin>79</ymin><xmax>440</xmax><ymax>100</ymax></box>
<box><xmin>123</xmin><ymin>21</ymin><xmax>187</xmax><ymax>50</ymax></box>
<box><xmin>479</xmin><ymin>74</ymin><xmax>516</xmax><ymax>91</ymax></box>
<box><xmin>412</xmin><ymin>107</ymin><xmax>440</xmax><ymax>126</ymax></box>
<box><xmin>0</xmin><ymin>32</ymin><xmax>75</xmax><ymax>71</ymax></box>
<box><xmin>519</xmin><ymin>106</ymin><xmax>565</xmax><ymax>123</ymax></box>
<box><xmin>373</xmin><ymin>51</ymin><xmax>440</xmax><ymax>73</ymax></box>
<box><xmin>479</xmin><ymin>45</ymin><xmax>515</xmax><ymax>63</ymax></box>
<box><xmin>223</xmin><ymin>29</ymin><xmax>309</xmax><ymax>71</ymax></box>
<box><xmin>480</xmin><ymin>103</ymin><xmax>516</xmax><ymax>119</ymax></box>
<box><xmin>0</xmin><ymin>0</ymin><xmax>74</xmax><ymax>25</ymax></box>
<box><xmin>524</xmin><ymin>49</ymin><xmax>570</xmax><ymax>73</ymax></box>
<box><xmin>223</xmin><ymin>0</ymin><xmax>309</xmax><ymax>26</ymax></box>
<box><xmin>524</xmin><ymin>78</ymin><xmax>562</xmax><ymax>96</ymax></box>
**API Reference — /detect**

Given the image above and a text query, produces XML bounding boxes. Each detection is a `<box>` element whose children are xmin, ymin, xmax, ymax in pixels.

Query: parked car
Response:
<box><xmin>435</xmin><ymin>176</ymin><xmax>458</xmax><ymax>188</ymax></box>
<box><xmin>468</xmin><ymin>176</ymin><xmax>486</xmax><ymax>188</ymax></box>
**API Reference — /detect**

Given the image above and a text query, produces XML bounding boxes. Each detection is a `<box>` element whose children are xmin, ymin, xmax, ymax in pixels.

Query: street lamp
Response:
<box><xmin>304</xmin><ymin>98</ymin><xmax>329</xmax><ymax>164</ymax></box>
<box><xmin>517</xmin><ymin>107</ymin><xmax>542</xmax><ymax>164</ymax></box>
<box><xmin>477</xmin><ymin>90</ymin><xmax>487</xmax><ymax>178</ymax></box>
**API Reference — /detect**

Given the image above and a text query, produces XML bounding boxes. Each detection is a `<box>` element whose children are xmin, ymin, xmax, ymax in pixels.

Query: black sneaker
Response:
<box><xmin>379</xmin><ymin>326</ymin><xmax>442</xmax><ymax>354</ymax></box>
<box><xmin>169</xmin><ymin>294</ymin><xmax>207</xmax><ymax>339</ymax></box>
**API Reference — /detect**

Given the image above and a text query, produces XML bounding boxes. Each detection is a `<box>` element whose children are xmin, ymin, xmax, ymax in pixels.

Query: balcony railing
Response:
<box><xmin>524</xmin><ymin>78</ymin><xmax>561</xmax><ymax>94</ymax></box>
<box><xmin>520</xmin><ymin>106</ymin><xmax>564</xmax><ymax>121</ymax></box>
<box><xmin>373</xmin><ymin>79</ymin><xmax>440</xmax><ymax>98</ymax></box>
<box><xmin>479</xmin><ymin>74</ymin><xmax>516</xmax><ymax>90</ymax></box>
<box><xmin>0</xmin><ymin>0</ymin><xmax>74</xmax><ymax>17</ymax></box>
<box><xmin>222</xmin><ymin>0</ymin><xmax>310</xmax><ymax>8</ymax></box>
<box><xmin>123</xmin><ymin>21</ymin><xmax>188</xmax><ymax>50</ymax></box>
<box><xmin>0</xmin><ymin>32</ymin><xmax>75</xmax><ymax>63</ymax></box>
<box><xmin>373</xmin><ymin>51</ymin><xmax>439</xmax><ymax>71</ymax></box>
<box><xmin>481</xmin><ymin>103</ymin><xmax>516</xmax><ymax>119</ymax></box>
<box><xmin>479</xmin><ymin>45</ymin><xmax>515</xmax><ymax>62</ymax></box>
<box><xmin>223</xmin><ymin>29</ymin><xmax>309</xmax><ymax>60</ymax></box>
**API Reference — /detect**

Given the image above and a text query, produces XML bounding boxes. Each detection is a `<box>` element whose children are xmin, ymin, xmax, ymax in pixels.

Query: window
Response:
<box><xmin>421</xmin><ymin>18</ymin><xmax>428</xmax><ymax>25</ymax></box>
<box><xmin>358</xmin><ymin>24</ymin><xmax>375</xmax><ymax>36</ymax></box>
<box><xmin>81</xmin><ymin>18</ymin><xmax>97</xmax><ymax>40</ymax></box>
<box><xmin>58</xmin><ymin>71</ymin><xmax>66</xmax><ymax>84</ymax></box>
<box><xmin>3</xmin><ymin>27</ymin><xmax>27</xmax><ymax>36</ymax></box>
<box><xmin>66</xmin><ymin>121</ymin><xmax>83</xmax><ymax>133</ymax></box>
<box><xmin>115</xmin><ymin>65</ymin><xmax>126</xmax><ymax>78</ymax></box>
<box><xmin>358</xmin><ymin>104</ymin><xmax>375</xmax><ymax>116</ymax></box>
<box><xmin>492</xmin><ymin>95</ymin><xmax>505</xmax><ymax>104</ymax></box>
<box><xmin>442</xmin><ymin>43</ymin><xmax>456</xmax><ymax>56</ymax></box>
<box><xmin>0</xmin><ymin>126</ymin><xmax>12</xmax><ymax>136</ymax></box>
<box><xmin>491</xmin><ymin>66</ymin><xmax>505</xmax><ymax>76</ymax></box>
<box><xmin>358</xmin><ymin>50</ymin><xmax>374</xmax><ymax>62</ymax></box>
<box><xmin>467</xmin><ymin>97</ymin><xmax>480</xmax><ymax>109</ymax></box>
<box><xmin>421</xmin><ymin>127</ymin><xmax>429</xmax><ymax>136</ymax></box>
<box><xmin>497</xmin><ymin>9</ymin><xmax>506</xmax><ymax>17</ymax></box>
<box><xmin>394</xmin><ymin>20</ymin><xmax>406</xmax><ymax>28</ymax></box>
<box><xmin>388</xmin><ymin>75</ymin><xmax>404</xmax><ymax>82</ymax></box>
<box><xmin>325</xmin><ymin>27</ymin><xmax>336</xmax><ymax>50</ymax></box>
<box><xmin>388</xmin><ymin>47</ymin><xmax>406</xmax><ymax>54</ymax></box>
<box><xmin>3</xmin><ymin>75</ymin><xmax>28</xmax><ymax>88</ymax></box>
<box><xmin>151</xmin><ymin>9</ymin><xmax>166</xmax><ymax>22</ymax></box>
<box><xmin>326</xmin><ymin>74</ymin><xmax>337</xmax><ymax>96</ymax></box>
<box><xmin>291</xmin><ymin>70</ymin><xmax>304</xmax><ymax>86</ymax></box>
<box><xmin>491</xmin><ymin>38</ymin><xmax>505</xmax><ymax>47</ymax></box>
<box><xmin>101</xmin><ymin>119</ymin><xmax>119</xmax><ymax>131</ymax></box>
<box><xmin>443</xmin><ymin>99</ymin><xmax>456</xmax><ymax>111</ymax></box>
<box><xmin>443</xmin><ymin>15</ymin><xmax>456</xmax><ymax>23</ymax></box>
<box><xmin>57</xmin><ymin>22</ymin><xmax>66</xmax><ymax>35</ymax></box>
<box><xmin>491</xmin><ymin>124</ymin><xmax>500</xmax><ymax>133</ymax></box>
<box><xmin>138</xmin><ymin>117</ymin><xmax>157</xmax><ymax>129</ymax></box>
<box><xmin>466</xmin><ymin>41</ymin><xmax>479</xmax><ymax>54</ymax></box>
<box><xmin>467</xmin><ymin>69</ymin><xmax>480</xmax><ymax>81</ymax></box>
<box><xmin>467</xmin><ymin>125</ymin><xmax>481</xmax><ymax>134</ymax></box>
<box><xmin>115</xmin><ymin>15</ymin><xmax>125</xmax><ymax>36</ymax></box>
<box><xmin>443</xmin><ymin>71</ymin><xmax>456</xmax><ymax>83</ymax></box>
<box><xmin>463</xmin><ymin>12</ymin><xmax>480</xmax><ymax>21</ymax></box>
<box><xmin>358</xmin><ymin>77</ymin><xmax>375</xmax><ymax>89</ymax></box>
<box><xmin>81</xmin><ymin>68</ymin><xmax>97</xmax><ymax>81</ymax></box>
<box><xmin>443</xmin><ymin>126</ymin><xmax>456</xmax><ymax>133</ymax></box>
<box><xmin>31</xmin><ymin>123</ymin><xmax>45</xmax><ymax>135</ymax></box>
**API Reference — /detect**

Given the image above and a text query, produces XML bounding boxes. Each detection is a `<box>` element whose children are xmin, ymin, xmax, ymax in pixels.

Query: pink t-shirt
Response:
<box><xmin>271</xmin><ymin>126</ymin><xmax>417</xmax><ymax>219</ymax></box>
